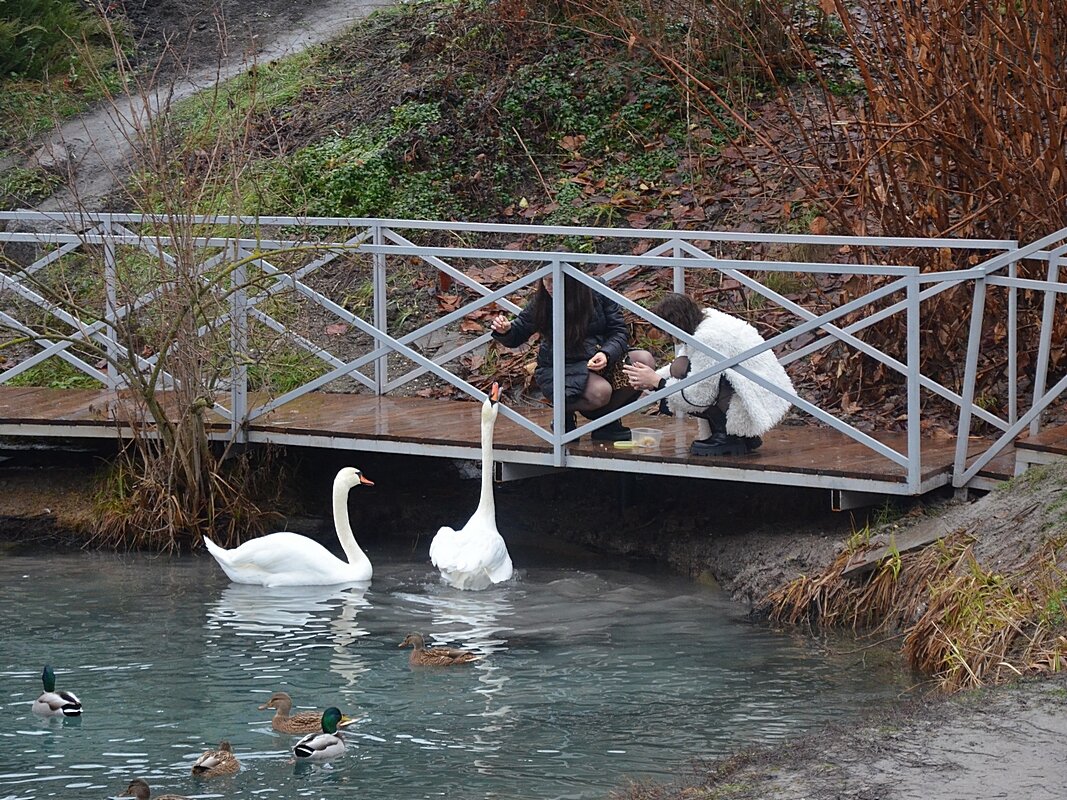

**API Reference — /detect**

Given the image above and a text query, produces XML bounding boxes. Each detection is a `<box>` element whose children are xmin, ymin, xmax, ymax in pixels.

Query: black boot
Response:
<box><xmin>691</xmin><ymin>432</ymin><xmax>750</xmax><ymax>456</ymax></box>
<box><xmin>690</xmin><ymin>406</ymin><xmax>753</xmax><ymax>456</ymax></box>
<box><xmin>591</xmin><ymin>419</ymin><xmax>631</xmax><ymax>442</ymax></box>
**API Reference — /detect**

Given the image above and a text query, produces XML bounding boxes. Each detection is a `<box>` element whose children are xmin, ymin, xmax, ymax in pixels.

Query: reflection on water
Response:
<box><xmin>206</xmin><ymin>582</ymin><xmax>372</xmax><ymax>690</ymax></box>
<box><xmin>0</xmin><ymin>551</ymin><xmax>913</xmax><ymax>800</ymax></box>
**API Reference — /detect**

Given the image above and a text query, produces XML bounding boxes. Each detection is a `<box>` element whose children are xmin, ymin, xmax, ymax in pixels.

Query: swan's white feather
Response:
<box><xmin>204</xmin><ymin>532</ymin><xmax>366</xmax><ymax>587</ymax></box>
<box><xmin>429</xmin><ymin>395</ymin><xmax>515</xmax><ymax>590</ymax></box>
<box><xmin>431</xmin><ymin>524</ymin><xmax>513</xmax><ymax>590</ymax></box>
<box><xmin>203</xmin><ymin>468</ymin><xmax>373</xmax><ymax>587</ymax></box>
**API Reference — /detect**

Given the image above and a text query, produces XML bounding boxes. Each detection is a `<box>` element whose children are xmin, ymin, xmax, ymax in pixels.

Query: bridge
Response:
<box><xmin>1</xmin><ymin>211</ymin><xmax>1066</xmax><ymax>509</ymax></box>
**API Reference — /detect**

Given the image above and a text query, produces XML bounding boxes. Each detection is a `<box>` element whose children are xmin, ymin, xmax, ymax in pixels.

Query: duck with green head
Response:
<box><xmin>32</xmin><ymin>665</ymin><xmax>81</xmax><ymax>717</ymax></box>
<box><xmin>292</xmin><ymin>707</ymin><xmax>352</xmax><ymax>762</ymax></box>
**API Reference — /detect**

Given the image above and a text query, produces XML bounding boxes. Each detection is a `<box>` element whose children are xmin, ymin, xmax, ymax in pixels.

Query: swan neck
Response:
<box><xmin>475</xmin><ymin>412</ymin><xmax>496</xmax><ymax>520</ymax></box>
<box><xmin>333</xmin><ymin>482</ymin><xmax>369</xmax><ymax>568</ymax></box>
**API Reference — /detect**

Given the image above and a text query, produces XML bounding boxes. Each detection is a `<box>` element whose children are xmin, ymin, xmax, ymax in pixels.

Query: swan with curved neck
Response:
<box><xmin>203</xmin><ymin>467</ymin><xmax>373</xmax><ymax>587</ymax></box>
<box><xmin>429</xmin><ymin>383</ymin><xmax>514</xmax><ymax>590</ymax></box>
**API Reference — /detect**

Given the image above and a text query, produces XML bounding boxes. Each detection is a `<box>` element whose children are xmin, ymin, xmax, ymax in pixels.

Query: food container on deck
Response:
<box><xmin>629</xmin><ymin>427</ymin><xmax>663</xmax><ymax>448</ymax></box>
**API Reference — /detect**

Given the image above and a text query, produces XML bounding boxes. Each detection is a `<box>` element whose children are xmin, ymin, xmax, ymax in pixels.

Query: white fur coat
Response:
<box><xmin>656</xmin><ymin>309</ymin><xmax>794</xmax><ymax>438</ymax></box>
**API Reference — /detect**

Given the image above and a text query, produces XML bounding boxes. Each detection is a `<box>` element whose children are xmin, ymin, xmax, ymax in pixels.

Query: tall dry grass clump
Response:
<box><xmin>767</xmin><ymin>526</ymin><xmax>1067</xmax><ymax>691</ymax></box>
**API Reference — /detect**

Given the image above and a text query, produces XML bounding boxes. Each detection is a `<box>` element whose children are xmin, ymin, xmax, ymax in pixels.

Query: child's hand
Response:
<box><xmin>490</xmin><ymin>314</ymin><xmax>512</xmax><ymax>334</ymax></box>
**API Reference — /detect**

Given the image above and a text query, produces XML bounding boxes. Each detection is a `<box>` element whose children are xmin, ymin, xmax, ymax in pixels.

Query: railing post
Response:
<box><xmin>906</xmin><ymin>270</ymin><xmax>920</xmax><ymax>491</ymax></box>
<box><xmin>102</xmin><ymin>220</ymin><xmax>120</xmax><ymax>390</ymax></box>
<box><xmin>1030</xmin><ymin>245</ymin><xmax>1065</xmax><ymax>436</ymax></box>
<box><xmin>672</xmin><ymin>239</ymin><xmax>684</xmax><ymax>294</ymax></box>
<box><xmin>551</xmin><ymin>259</ymin><xmax>565</xmax><ymax>467</ymax></box>
<box><xmin>230</xmin><ymin>240</ymin><xmax>248</xmax><ymax>444</ymax></box>
<box><xmin>1008</xmin><ymin>258</ymin><xmax>1017</xmax><ymax>425</ymax></box>
<box><xmin>372</xmin><ymin>224</ymin><xmax>388</xmax><ymax>395</ymax></box>
<box><xmin>954</xmin><ymin>275</ymin><xmax>989</xmax><ymax>487</ymax></box>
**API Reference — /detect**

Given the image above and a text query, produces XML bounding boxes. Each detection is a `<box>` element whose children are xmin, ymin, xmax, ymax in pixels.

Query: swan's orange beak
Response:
<box><xmin>489</xmin><ymin>382</ymin><xmax>501</xmax><ymax>404</ymax></box>
<box><xmin>359</xmin><ymin>475</ymin><xmax>374</xmax><ymax>486</ymax></box>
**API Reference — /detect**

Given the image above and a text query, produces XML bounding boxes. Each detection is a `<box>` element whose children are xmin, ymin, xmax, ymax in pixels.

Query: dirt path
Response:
<box><xmin>682</xmin><ymin>674</ymin><xmax>1067</xmax><ymax>800</ymax></box>
<box><xmin>26</xmin><ymin>0</ymin><xmax>390</xmax><ymax>213</ymax></box>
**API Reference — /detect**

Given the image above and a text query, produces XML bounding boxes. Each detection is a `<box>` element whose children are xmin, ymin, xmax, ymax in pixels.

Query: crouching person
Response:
<box><xmin>623</xmin><ymin>292</ymin><xmax>794</xmax><ymax>456</ymax></box>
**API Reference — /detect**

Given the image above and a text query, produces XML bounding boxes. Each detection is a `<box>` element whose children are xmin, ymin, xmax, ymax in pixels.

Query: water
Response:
<box><xmin>0</xmin><ymin>550</ymin><xmax>910</xmax><ymax>799</ymax></box>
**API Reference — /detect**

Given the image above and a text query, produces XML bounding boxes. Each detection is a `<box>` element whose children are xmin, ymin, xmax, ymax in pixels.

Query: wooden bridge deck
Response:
<box><xmin>0</xmin><ymin>386</ymin><xmax>1031</xmax><ymax>498</ymax></box>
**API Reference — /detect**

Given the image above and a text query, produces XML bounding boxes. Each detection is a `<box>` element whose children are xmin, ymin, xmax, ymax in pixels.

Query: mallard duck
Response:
<box><xmin>259</xmin><ymin>690</ymin><xmax>324</xmax><ymax>735</ymax></box>
<box><xmin>31</xmin><ymin>665</ymin><xmax>82</xmax><ymax>717</ymax></box>
<box><xmin>292</xmin><ymin>707</ymin><xmax>352</xmax><ymax>762</ymax></box>
<box><xmin>191</xmin><ymin>739</ymin><xmax>240</xmax><ymax>777</ymax></box>
<box><xmin>118</xmin><ymin>778</ymin><xmax>188</xmax><ymax>800</ymax></box>
<box><xmin>399</xmin><ymin>632</ymin><xmax>482</xmax><ymax>667</ymax></box>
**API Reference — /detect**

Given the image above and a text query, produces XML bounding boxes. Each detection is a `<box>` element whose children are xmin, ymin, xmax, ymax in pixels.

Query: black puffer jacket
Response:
<box><xmin>492</xmin><ymin>293</ymin><xmax>629</xmax><ymax>401</ymax></box>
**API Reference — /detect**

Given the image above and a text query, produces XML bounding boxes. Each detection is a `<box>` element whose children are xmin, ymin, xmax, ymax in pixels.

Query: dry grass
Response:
<box><xmin>767</xmin><ymin>527</ymin><xmax>1067</xmax><ymax>691</ymax></box>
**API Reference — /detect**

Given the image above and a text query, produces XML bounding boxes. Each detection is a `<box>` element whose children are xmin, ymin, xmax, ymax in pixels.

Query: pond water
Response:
<box><xmin>0</xmin><ymin>549</ymin><xmax>910</xmax><ymax>800</ymax></box>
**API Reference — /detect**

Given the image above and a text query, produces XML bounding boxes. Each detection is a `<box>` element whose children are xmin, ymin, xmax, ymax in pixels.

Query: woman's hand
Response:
<box><xmin>586</xmin><ymin>352</ymin><xmax>608</xmax><ymax>372</ymax></box>
<box><xmin>490</xmin><ymin>314</ymin><xmax>512</xmax><ymax>335</ymax></box>
<box><xmin>623</xmin><ymin>361</ymin><xmax>660</xmax><ymax>391</ymax></box>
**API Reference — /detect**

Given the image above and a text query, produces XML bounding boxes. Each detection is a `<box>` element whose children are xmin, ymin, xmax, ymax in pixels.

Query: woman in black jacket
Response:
<box><xmin>490</xmin><ymin>273</ymin><xmax>655</xmax><ymax>441</ymax></box>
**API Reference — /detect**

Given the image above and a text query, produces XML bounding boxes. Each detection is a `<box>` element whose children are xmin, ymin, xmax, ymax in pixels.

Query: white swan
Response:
<box><xmin>430</xmin><ymin>383</ymin><xmax>514</xmax><ymax>590</ymax></box>
<box><xmin>203</xmin><ymin>467</ymin><xmax>373</xmax><ymax>587</ymax></box>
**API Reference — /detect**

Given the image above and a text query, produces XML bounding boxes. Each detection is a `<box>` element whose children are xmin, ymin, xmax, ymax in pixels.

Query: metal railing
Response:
<box><xmin>1</xmin><ymin>210</ymin><xmax>1064</xmax><ymax>492</ymax></box>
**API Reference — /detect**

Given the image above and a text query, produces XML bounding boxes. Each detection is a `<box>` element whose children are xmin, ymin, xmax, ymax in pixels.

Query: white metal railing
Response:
<box><xmin>1</xmin><ymin>210</ymin><xmax>1064</xmax><ymax>492</ymax></box>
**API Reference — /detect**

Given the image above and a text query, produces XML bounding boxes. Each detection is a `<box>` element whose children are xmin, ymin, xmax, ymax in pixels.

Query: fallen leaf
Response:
<box><xmin>437</xmin><ymin>294</ymin><xmax>460</xmax><ymax>309</ymax></box>
<box><xmin>325</xmin><ymin>323</ymin><xmax>348</xmax><ymax>336</ymax></box>
<box><xmin>459</xmin><ymin>319</ymin><xmax>484</xmax><ymax>333</ymax></box>
<box><xmin>809</xmin><ymin>215</ymin><xmax>830</xmax><ymax>235</ymax></box>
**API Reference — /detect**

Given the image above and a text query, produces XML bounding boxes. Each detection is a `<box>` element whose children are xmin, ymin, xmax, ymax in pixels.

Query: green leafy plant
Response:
<box><xmin>7</xmin><ymin>357</ymin><xmax>102</xmax><ymax>389</ymax></box>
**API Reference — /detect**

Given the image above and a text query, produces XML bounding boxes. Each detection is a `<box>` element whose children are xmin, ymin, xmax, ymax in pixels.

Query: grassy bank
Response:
<box><xmin>765</xmin><ymin>462</ymin><xmax>1067</xmax><ymax>691</ymax></box>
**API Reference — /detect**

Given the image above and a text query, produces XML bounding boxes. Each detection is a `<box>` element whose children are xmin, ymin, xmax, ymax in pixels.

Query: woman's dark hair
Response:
<box><xmin>652</xmin><ymin>292</ymin><xmax>704</xmax><ymax>336</ymax></box>
<box><xmin>529</xmin><ymin>274</ymin><xmax>594</xmax><ymax>349</ymax></box>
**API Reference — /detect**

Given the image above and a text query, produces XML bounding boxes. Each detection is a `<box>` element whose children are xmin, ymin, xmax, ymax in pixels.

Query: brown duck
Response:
<box><xmin>259</xmin><ymin>690</ymin><xmax>324</xmax><ymax>735</ymax></box>
<box><xmin>118</xmin><ymin>778</ymin><xmax>188</xmax><ymax>800</ymax></box>
<box><xmin>191</xmin><ymin>739</ymin><xmax>240</xmax><ymax>777</ymax></box>
<box><xmin>399</xmin><ymin>632</ymin><xmax>482</xmax><ymax>666</ymax></box>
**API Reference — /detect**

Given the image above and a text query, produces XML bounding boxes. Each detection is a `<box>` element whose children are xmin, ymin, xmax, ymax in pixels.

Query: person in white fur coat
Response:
<box><xmin>623</xmin><ymin>292</ymin><xmax>795</xmax><ymax>456</ymax></box>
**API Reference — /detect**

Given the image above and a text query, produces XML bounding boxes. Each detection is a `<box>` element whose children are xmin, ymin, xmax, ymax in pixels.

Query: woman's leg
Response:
<box><xmin>591</xmin><ymin>350</ymin><xmax>657</xmax><ymax>416</ymax></box>
<box><xmin>569</xmin><ymin>372</ymin><xmax>612</xmax><ymax>415</ymax></box>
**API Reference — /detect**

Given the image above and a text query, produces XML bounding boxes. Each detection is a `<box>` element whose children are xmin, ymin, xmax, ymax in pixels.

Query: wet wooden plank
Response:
<box><xmin>0</xmin><ymin>385</ymin><xmax>1007</xmax><ymax>486</ymax></box>
<box><xmin>1016</xmin><ymin>423</ymin><xmax>1067</xmax><ymax>456</ymax></box>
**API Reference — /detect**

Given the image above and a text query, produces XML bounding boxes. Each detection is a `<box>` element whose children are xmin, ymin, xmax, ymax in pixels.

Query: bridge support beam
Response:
<box><xmin>495</xmin><ymin>461</ymin><xmax>559</xmax><ymax>483</ymax></box>
<box><xmin>830</xmin><ymin>488</ymin><xmax>886</xmax><ymax>512</ymax></box>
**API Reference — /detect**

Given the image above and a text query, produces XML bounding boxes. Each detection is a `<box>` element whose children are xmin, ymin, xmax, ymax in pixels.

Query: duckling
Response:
<box><xmin>399</xmin><ymin>632</ymin><xmax>482</xmax><ymax>667</ymax></box>
<box><xmin>259</xmin><ymin>690</ymin><xmax>324</xmax><ymax>735</ymax></box>
<box><xmin>32</xmin><ymin>665</ymin><xmax>82</xmax><ymax>717</ymax></box>
<box><xmin>191</xmin><ymin>739</ymin><xmax>240</xmax><ymax>777</ymax></box>
<box><xmin>118</xmin><ymin>778</ymin><xmax>188</xmax><ymax>800</ymax></box>
<box><xmin>293</xmin><ymin>707</ymin><xmax>351</xmax><ymax>762</ymax></box>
